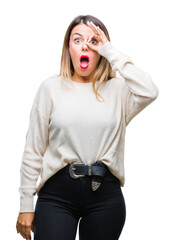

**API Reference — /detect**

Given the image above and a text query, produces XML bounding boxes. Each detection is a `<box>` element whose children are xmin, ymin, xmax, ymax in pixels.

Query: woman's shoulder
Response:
<box><xmin>34</xmin><ymin>75</ymin><xmax>61</xmax><ymax>100</ymax></box>
<box><xmin>39</xmin><ymin>74</ymin><xmax>60</xmax><ymax>88</ymax></box>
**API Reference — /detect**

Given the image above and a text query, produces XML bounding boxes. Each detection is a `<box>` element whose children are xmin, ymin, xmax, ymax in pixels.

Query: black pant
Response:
<box><xmin>33</xmin><ymin>164</ymin><xmax>126</xmax><ymax>240</ymax></box>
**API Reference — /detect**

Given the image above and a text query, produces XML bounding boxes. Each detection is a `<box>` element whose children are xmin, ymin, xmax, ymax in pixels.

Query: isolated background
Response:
<box><xmin>0</xmin><ymin>0</ymin><xmax>174</xmax><ymax>239</ymax></box>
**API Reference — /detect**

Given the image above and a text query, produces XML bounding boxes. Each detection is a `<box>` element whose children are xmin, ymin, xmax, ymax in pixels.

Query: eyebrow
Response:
<box><xmin>72</xmin><ymin>33</ymin><xmax>83</xmax><ymax>37</ymax></box>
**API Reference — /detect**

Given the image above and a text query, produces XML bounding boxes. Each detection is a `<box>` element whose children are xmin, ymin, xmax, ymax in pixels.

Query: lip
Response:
<box><xmin>80</xmin><ymin>55</ymin><xmax>90</xmax><ymax>62</ymax></box>
<box><xmin>80</xmin><ymin>55</ymin><xmax>90</xmax><ymax>69</ymax></box>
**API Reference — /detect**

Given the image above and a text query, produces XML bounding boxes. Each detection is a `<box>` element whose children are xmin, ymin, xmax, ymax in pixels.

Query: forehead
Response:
<box><xmin>70</xmin><ymin>24</ymin><xmax>94</xmax><ymax>37</ymax></box>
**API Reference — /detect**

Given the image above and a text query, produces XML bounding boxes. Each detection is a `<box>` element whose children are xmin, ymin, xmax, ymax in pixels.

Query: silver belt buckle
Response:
<box><xmin>69</xmin><ymin>162</ymin><xmax>86</xmax><ymax>179</ymax></box>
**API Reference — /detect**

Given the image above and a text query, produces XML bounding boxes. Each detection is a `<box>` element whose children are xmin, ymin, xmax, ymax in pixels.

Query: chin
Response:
<box><xmin>77</xmin><ymin>69</ymin><xmax>92</xmax><ymax>76</ymax></box>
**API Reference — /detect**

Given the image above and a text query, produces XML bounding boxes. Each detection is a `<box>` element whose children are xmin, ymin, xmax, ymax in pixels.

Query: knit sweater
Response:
<box><xmin>18</xmin><ymin>41</ymin><xmax>159</xmax><ymax>213</ymax></box>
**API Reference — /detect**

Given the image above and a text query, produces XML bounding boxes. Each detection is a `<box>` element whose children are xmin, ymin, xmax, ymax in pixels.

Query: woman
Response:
<box><xmin>16</xmin><ymin>15</ymin><xmax>159</xmax><ymax>240</ymax></box>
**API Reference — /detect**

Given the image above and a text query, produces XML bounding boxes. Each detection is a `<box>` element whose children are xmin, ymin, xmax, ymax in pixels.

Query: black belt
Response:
<box><xmin>62</xmin><ymin>161</ymin><xmax>108</xmax><ymax>191</ymax></box>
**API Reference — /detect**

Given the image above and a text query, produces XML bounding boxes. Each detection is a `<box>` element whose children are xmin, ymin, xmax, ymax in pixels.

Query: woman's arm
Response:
<box><xmin>19</xmin><ymin>80</ymin><xmax>52</xmax><ymax>213</ymax></box>
<box><xmin>98</xmin><ymin>41</ymin><xmax>159</xmax><ymax>125</ymax></box>
<box><xmin>86</xmin><ymin>21</ymin><xmax>159</xmax><ymax>126</ymax></box>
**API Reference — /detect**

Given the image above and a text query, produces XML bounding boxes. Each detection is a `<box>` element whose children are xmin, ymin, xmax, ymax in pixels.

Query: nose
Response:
<box><xmin>82</xmin><ymin>42</ymin><xmax>88</xmax><ymax>51</ymax></box>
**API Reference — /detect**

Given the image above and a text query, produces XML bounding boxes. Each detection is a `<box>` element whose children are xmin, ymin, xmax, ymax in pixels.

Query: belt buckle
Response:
<box><xmin>69</xmin><ymin>162</ymin><xmax>86</xmax><ymax>179</ymax></box>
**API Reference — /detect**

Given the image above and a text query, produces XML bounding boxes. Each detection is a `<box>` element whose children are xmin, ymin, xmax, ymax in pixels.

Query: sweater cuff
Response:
<box><xmin>19</xmin><ymin>196</ymin><xmax>34</xmax><ymax>213</ymax></box>
<box><xmin>98</xmin><ymin>41</ymin><xmax>112</xmax><ymax>57</ymax></box>
<box><xmin>98</xmin><ymin>41</ymin><xmax>133</xmax><ymax>71</ymax></box>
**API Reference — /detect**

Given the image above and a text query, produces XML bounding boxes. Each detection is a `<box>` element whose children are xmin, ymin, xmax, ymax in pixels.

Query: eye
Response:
<box><xmin>74</xmin><ymin>38</ymin><xmax>81</xmax><ymax>44</ymax></box>
<box><xmin>91</xmin><ymin>38</ymin><xmax>98</xmax><ymax>44</ymax></box>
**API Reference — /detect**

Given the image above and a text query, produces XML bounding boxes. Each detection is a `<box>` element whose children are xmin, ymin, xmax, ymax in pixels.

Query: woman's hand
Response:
<box><xmin>16</xmin><ymin>212</ymin><xmax>34</xmax><ymax>240</ymax></box>
<box><xmin>86</xmin><ymin>21</ymin><xmax>109</xmax><ymax>52</ymax></box>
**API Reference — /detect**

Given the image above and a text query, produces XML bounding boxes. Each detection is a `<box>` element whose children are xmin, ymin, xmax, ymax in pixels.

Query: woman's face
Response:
<box><xmin>69</xmin><ymin>23</ymin><xmax>101</xmax><ymax>81</ymax></box>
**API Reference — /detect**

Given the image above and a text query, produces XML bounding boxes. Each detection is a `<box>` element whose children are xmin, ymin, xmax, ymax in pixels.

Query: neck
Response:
<box><xmin>71</xmin><ymin>72</ymin><xmax>94</xmax><ymax>83</ymax></box>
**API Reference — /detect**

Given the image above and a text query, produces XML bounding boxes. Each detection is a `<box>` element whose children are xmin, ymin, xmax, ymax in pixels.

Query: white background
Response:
<box><xmin>0</xmin><ymin>0</ymin><xmax>174</xmax><ymax>239</ymax></box>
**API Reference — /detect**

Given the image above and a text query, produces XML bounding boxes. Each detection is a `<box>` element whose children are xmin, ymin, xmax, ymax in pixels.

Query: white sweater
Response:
<box><xmin>18</xmin><ymin>41</ymin><xmax>159</xmax><ymax>213</ymax></box>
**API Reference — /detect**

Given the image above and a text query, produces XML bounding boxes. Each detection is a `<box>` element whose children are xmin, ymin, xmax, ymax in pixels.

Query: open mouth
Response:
<box><xmin>80</xmin><ymin>55</ymin><xmax>90</xmax><ymax>69</ymax></box>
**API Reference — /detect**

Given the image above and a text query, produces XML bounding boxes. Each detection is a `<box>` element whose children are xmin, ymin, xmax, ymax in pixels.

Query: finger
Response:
<box><xmin>87</xmin><ymin>22</ymin><xmax>107</xmax><ymax>41</ymax></box>
<box><xmin>22</xmin><ymin>226</ymin><xmax>28</xmax><ymax>238</ymax></box>
<box><xmin>91</xmin><ymin>24</ymin><xmax>104</xmax><ymax>40</ymax></box>
<box><xmin>86</xmin><ymin>41</ymin><xmax>98</xmax><ymax>51</ymax></box>
<box><xmin>16</xmin><ymin>222</ymin><xmax>19</xmax><ymax>233</ymax></box>
<box><xmin>18</xmin><ymin>223</ymin><xmax>22</xmax><ymax>236</ymax></box>
<box><xmin>25</xmin><ymin>235</ymin><xmax>31</xmax><ymax>240</ymax></box>
<box><xmin>20</xmin><ymin>225</ymin><xmax>29</xmax><ymax>239</ymax></box>
<box><xmin>88</xmin><ymin>34</ymin><xmax>99</xmax><ymax>43</ymax></box>
<box><xmin>95</xmin><ymin>26</ymin><xmax>103</xmax><ymax>35</ymax></box>
<box><xmin>87</xmin><ymin>21</ymin><xmax>99</xmax><ymax>35</ymax></box>
<box><xmin>18</xmin><ymin>223</ymin><xmax>26</xmax><ymax>238</ymax></box>
<box><xmin>31</xmin><ymin>222</ymin><xmax>34</xmax><ymax>232</ymax></box>
<box><xmin>87</xmin><ymin>34</ymin><xmax>93</xmax><ymax>42</ymax></box>
<box><xmin>24</xmin><ymin>227</ymin><xmax>31</xmax><ymax>240</ymax></box>
<box><xmin>88</xmin><ymin>22</ymin><xmax>99</xmax><ymax>33</ymax></box>
<box><xmin>97</xmin><ymin>26</ymin><xmax>106</xmax><ymax>37</ymax></box>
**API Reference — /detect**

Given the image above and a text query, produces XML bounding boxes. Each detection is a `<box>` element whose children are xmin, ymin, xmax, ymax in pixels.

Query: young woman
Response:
<box><xmin>16</xmin><ymin>15</ymin><xmax>159</xmax><ymax>240</ymax></box>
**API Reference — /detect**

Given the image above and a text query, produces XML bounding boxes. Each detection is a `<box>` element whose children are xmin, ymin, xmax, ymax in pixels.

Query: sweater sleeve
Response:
<box><xmin>18</xmin><ymin>80</ymin><xmax>52</xmax><ymax>213</ymax></box>
<box><xmin>98</xmin><ymin>41</ymin><xmax>159</xmax><ymax>125</ymax></box>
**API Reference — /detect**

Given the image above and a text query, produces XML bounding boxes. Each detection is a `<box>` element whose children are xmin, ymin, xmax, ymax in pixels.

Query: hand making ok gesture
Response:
<box><xmin>86</xmin><ymin>21</ymin><xmax>109</xmax><ymax>52</ymax></box>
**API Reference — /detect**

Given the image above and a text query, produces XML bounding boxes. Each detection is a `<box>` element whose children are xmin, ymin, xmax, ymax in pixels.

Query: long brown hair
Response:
<box><xmin>59</xmin><ymin>15</ymin><xmax>116</xmax><ymax>102</ymax></box>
